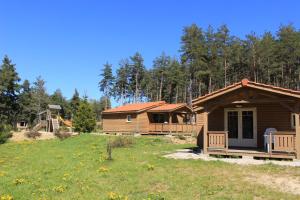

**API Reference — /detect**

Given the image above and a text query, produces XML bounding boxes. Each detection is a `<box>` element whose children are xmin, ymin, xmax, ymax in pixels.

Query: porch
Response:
<box><xmin>147</xmin><ymin>103</ymin><xmax>196</xmax><ymax>135</ymax></box>
<box><xmin>206</xmin><ymin>131</ymin><xmax>296</xmax><ymax>159</ymax></box>
<box><xmin>148</xmin><ymin>123</ymin><xmax>197</xmax><ymax>134</ymax></box>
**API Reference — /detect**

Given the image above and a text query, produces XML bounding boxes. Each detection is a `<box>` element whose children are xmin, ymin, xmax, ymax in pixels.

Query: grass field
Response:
<box><xmin>0</xmin><ymin>134</ymin><xmax>300</xmax><ymax>200</ymax></box>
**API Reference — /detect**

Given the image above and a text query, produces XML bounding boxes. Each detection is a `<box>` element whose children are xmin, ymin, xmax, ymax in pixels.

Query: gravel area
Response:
<box><xmin>164</xmin><ymin>149</ymin><xmax>300</xmax><ymax>167</ymax></box>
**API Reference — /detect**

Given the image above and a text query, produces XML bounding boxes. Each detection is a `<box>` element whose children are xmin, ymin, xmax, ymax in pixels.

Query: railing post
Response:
<box><xmin>295</xmin><ymin>113</ymin><xmax>300</xmax><ymax>159</ymax></box>
<box><xmin>203</xmin><ymin>111</ymin><xmax>208</xmax><ymax>154</ymax></box>
<box><xmin>225</xmin><ymin>131</ymin><xmax>228</xmax><ymax>153</ymax></box>
<box><xmin>269</xmin><ymin>132</ymin><xmax>272</xmax><ymax>157</ymax></box>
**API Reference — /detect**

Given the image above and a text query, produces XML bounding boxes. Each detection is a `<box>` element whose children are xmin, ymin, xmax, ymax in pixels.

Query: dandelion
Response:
<box><xmin>13</xmin><ymin>178</ymin><xmax>25</xmax><ymax>185</ymax></box>
<box><xmin>0</xmin><ymin>194</ymin><xmax>13</xmax><ymax>200</ymax></box>
<box><xmin>97</xmin><ymin>166</ymin><xmax>109</xmax><ymax>173</ymax></box>
<box><xmin>146</xmin><ymin>164</ymin><xmax>155</xmax><ymax>171</ymax></box>
<box><xmin>107</xmin><ymin>192</ymin><xmax>128</xmax><ymax>200</ymax></box>
<box><xmin>53</xmin><ymin>185</ymin><xmax>66</xmax><ymax>193</ymax></box>
<box><xmin>0</xmin><ymin>171</ymin><xmax>5</xmax><ymax>177</ymax></box>
<box><xmin>62</xmin><ymin>173</ymin><xmax>71</xmax><ymax>181</ymax></box>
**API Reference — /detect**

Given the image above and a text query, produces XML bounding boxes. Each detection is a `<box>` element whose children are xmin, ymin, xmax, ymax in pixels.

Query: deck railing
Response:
<box><xmin>148</xmin><ymin>123</ymin><xmax>196</xmax><ymax>134</ymax></box>
<box><xmin>207</xmin><ymin>131</ymin><xmax>228</xmax><ymax>151</ymax></box>
<box><xmin>270</xmin><ymin>131</ymin><xmax>296</xmax><ymax>154</ymax></box>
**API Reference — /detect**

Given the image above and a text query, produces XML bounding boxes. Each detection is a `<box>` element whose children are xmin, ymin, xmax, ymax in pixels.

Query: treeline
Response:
<box><xmin>100</xmin><ymin>24</ymin><xmax>300</xmax><ymax>105</ymax></box>
<box><xmin>0</xmin><ymin>55</ymin><xmax>110</xmax><ymax>129</ymax></box>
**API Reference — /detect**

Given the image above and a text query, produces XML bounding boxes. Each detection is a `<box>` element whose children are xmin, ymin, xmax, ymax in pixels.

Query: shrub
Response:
<box><xmin>25</xmin><ymin>130</ymin><xmax>41</xmax><ymax>139</ymax></box>
<box><xmin>0</xmin><ymin>124</ymin><xmax>12</xmax><ymax>144</ymax></box>
<box><xmin>106</xmin><ymin>136</ymin><xmax>134</xmax><ymax>160</ymax></box>
<box><xmin>109</xmin><ymin>136</ymin><xmax>134</xmax><ymax>148</ymax></box>
<box><xmin>54</xmin><ymin>130</ymin><xmax>72</xmax><ymax>140</ymax></box>
<box><xmin>73</xmin><ymin>100</ymin><xmax>96</xmax><ymax>133</ymax></box>
<box><xmin>59</xmin><ymin>126</ymin><xmax>69</xmax><ymax>132</ymax></box>
<box><xmin>177</xmin><ymin>135</ymin><xmax>186</xmax><ymax>140</ymax></box>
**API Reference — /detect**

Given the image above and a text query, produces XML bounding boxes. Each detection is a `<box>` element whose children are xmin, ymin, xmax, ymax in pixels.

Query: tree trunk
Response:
<box><xmin>159</xmin><ymin>73</ymin><xmax>163</xmax><ymax>101</ymax></box>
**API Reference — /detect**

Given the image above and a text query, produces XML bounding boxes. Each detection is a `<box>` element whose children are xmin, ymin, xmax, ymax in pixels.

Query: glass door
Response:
<box><xmin>225</xmin><ymin>108</ymin><xmax>257</xmax><ymax>147</ymax></box>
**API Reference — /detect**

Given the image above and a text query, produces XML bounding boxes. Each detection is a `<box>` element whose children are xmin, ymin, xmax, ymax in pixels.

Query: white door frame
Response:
<box><xmin>224</xmin><ymin>107</ymin><xmax>257</xmax><ymax>147</ymax></box>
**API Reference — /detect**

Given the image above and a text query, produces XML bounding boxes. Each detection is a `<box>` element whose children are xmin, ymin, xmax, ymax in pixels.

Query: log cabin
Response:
<box><xmin>193</xmin><ymin>79</ymin><xmax>300</xmax><ymax>159</ymax></box>
<box><xmin>102</xmin><ymin>101</ymin><xmax>196</xmax><ymax>135</ymax></box>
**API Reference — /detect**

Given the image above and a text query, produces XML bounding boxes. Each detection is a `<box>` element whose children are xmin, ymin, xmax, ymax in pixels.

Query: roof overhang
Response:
<box><xmin>193</xmin><ymin>79</ymin><xmax>300</xmax><ymax>106</ymax></box>
<box><xmin>147</xmin><ymin>104</ymin><xmax>193</xmax><ymax>113</ymax></box>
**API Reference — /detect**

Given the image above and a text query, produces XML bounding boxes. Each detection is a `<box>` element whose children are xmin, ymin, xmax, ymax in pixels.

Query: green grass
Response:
<box><xmin>0</xmin><ymin>134</ymin><xmax>300</xmax><ymax>200</ymax></box>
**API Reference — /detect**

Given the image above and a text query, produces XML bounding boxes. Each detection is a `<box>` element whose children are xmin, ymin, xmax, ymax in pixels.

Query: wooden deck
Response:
<box><xmin>207</xmin><ymin>148</ymin><xmax>296</xmax><ymax>159</ymax></box>
<box><xmin>206</xmin><ymin>131</ymin><xmax>296</xmax><ymax>159</ymax></box>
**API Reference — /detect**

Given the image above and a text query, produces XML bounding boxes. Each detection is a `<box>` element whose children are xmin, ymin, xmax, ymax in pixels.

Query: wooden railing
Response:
<box><xmin>207</xmin><ymin>131</ymin><xmax>228</xmax><ymax>151</ymax></box>
<box><xmin>270</xmin><ymin>131</ymin><xmax>296</xmax><ymax>154</ymax></box>
<box><xmin>148</xmin><ymin>123</ymin><xmax>196</xmax><ymax>134</ymax></box>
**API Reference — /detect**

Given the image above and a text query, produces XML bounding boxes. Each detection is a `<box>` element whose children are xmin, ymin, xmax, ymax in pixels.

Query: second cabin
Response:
<box><xmin>102</xmin><ymin>101</ymin><xmax>196</xmax><ymax>135</ymax></box>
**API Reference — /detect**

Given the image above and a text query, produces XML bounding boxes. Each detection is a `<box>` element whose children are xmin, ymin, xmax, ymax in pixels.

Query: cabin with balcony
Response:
<box><xmin>193</xmin><ymin>79</ymin><xmax>300</xmax><ymax>159</ymax></box>
<box><xmin>102</xmin><ymin>101</ymin><xmax>196</xmax><ymax>135</ymax></box>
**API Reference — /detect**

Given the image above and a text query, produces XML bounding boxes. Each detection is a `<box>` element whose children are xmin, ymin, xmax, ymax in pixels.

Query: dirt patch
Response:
<box><xmin>246</xmin><ymin>174</ymin><xmax>300</xmax><ymax>195</ymax></box>
<box><xmin>148</xmin><ymin>182</ymin><xmax>169</xmax><ymax>193</ymax></box>
<box><xmin>168</xmin><ymin>136</ymin><xmax>197</xmax><ymax>144</ymax></box>
<box><xmin>9</xmin><ymin>131</ymin><xmax>78</xmax><ymax>142</ymax></box>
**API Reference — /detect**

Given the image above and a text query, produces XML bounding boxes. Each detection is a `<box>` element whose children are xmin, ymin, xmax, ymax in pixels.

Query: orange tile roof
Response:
<box><xmin>148</xmin><ymin>103</ymin><xmax>190</xmax><ymax>112</ymax></box>
<box><xmin>102</xmin><ymin>101</ymin><xmax>166</xmax><ymax>113</ymax></box>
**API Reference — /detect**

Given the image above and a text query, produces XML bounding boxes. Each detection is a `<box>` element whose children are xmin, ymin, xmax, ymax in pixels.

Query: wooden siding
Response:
<box><xmin>102</xmin><ymin>113</ymin><xmax>141</xmax><ymax>133</ymax></box>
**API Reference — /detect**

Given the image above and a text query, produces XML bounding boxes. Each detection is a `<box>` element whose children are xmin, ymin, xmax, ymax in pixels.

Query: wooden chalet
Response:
<box><xmin>102</xmin><ymin>101</ymin><xmax>196</xmax><ymax>135</ymax></box>
<box><xmin>193</xmin><ymin>79</ymin><xmax>300</xmax><ymax>159</ymax></box>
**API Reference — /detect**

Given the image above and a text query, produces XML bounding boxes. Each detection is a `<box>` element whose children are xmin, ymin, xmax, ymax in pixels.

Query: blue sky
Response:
<box><xmin>1</xmin><ymin>0</ymin><xmax>300</xmax><ymax>103</ymax></box>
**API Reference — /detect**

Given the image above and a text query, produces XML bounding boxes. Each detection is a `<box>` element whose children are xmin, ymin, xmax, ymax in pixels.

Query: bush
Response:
<box><xmin>0</xmin><ymin>124</ymin><xmax>12</xmax><ymax>144</ymax></box>
<box><xmin>177</xmin><ymin>135</ymin><xmax>186</xmax><ymax>140</ymax></box>
<box><xmin>25</xmin><ymin>130</ymin><xmax>41</xmax><ymax>139</ymax></box>
<box><xmin>73</xmin><ymin>100</ymin><xmax>96</xmax><ymax>133</ymax></box>
<box><xmin>109</xmin><ymin>136</ymin><xmax>134</xmax><ymax>148</ymax></box>
<box><xmin>106</xmin><ymin>136</ymin><xmax>134</xmax><ymax>160</ymax></box>
<box><xmin>54</xmin><ymin>130</ymin><xmax>72</xmax><ymax>140</ymax></box>
<box><xmin>59</xmin><ymin>126</ymin><xmax>69</xmax><ymax>132</ymax></box>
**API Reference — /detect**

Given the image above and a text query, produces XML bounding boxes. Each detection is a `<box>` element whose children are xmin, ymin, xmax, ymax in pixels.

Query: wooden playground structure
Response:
<box><xmin>33</xmin><ymin>105</ymin><xmax>72</xmax><ymax>132</ymax></box>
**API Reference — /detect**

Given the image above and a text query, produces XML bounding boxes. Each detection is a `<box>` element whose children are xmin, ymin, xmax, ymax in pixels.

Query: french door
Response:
<box><xmin>224</xmin><ymin>108</ymin><xmax>257</xmax><ymax>147</ymax></box>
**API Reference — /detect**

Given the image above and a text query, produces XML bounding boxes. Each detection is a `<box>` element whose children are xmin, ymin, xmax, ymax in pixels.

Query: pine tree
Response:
<box><xmin>18</xmin><ymin>80</ymin><xmax>35</xmax><ymax>125</ymax></box>
<box><xmin>99</xmin><ymin>62</ymin><xmax>114</xmax><ymax>109</ymax></box>
<box><xmin>180</xmin><ymin>24</ymin><xmax>207</xmax><ymax>104</ymax></box>
<box><xmin>31</xmin><ymin>76</ymin><xmax>50</xmax><ymax>120</ymax></box>
<box><xmin>70</xmin><ymin>89</ymin><xmax>81</xmax><ymax>118</ymax></box>
<box><xmin>0</xmin><ymin>55</ymin><xmax>21</xmax><ymax>126</ymax></box>
<box><xmin>113</xmin><ymin>59</ymin><xmax>130</xmax><ymax>104</ymax></box>
<box><xmin>152</xmin><ymin>53</ymin><xmax>171</xmax><ymax>100</ymax></box>
<box><xmin>129</xmin><ymin>52</ymin><xmax>145</xmax><ymax>102</ymax></box>
<box><xmin>73</xmin><ymin>99</ymin><xmax>96</xmax><ymax>133</ymax></box>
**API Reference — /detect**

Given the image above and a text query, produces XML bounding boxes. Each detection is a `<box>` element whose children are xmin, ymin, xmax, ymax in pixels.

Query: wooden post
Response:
<box><xmin>295</xmin><ymin>113</ymin><xmax>300</xmax><ymax>159</ymax></box>
<box><xmin>203</xmin><ymin>111</ymin><xmax>208</xmax><ymax>154</ymax></box>
<box><xmin>169</xmin><ymin>113</ymin><xmax>172</xmax><ymax>135</ymax></box>
<box><xmin>269</xmin><ymin>131</ymin><xmax>272</xmax><ymax>157</ymax></box>
<box><xmin>225</xmin><ymin>131</ymin><xmax>228</xmax><ymax>153</ymax></box>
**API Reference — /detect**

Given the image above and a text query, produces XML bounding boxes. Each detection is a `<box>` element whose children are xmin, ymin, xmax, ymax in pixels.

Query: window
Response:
<box><xmin>152</xmin><ymin>114</ymin><xmax>166</xmax><ymax>123</ymax></box>
<box><xmin>126</xmin><ymin>115</ymin><xmax>132</xmax><ymax>122</ymax></box>
<box><xmin>291</xmin><ymin>113</ymin><xmax>296</xmax><ymax>129</ymax></box>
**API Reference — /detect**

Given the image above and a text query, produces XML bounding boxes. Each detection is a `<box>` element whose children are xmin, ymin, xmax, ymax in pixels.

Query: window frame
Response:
<box><xmin>126</xmin><ymin>115</ymin><xmax>132</xmax><ymax>123</ymax></box>
<box><xmin>291</xmin><ymin>113</ymin><xmax>296</xmax><ymax>129</ymax></box>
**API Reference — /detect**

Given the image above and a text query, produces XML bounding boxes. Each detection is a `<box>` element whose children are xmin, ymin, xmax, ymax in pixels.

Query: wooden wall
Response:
<box><xmin>102</xmin><ymin>112</ymin><xmax>149</xmax><ymax>134</ymax></box>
